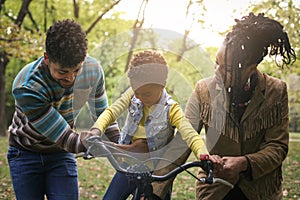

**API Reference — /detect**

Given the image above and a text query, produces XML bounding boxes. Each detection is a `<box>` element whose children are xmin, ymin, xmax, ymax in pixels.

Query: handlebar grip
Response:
<box><xmin>200</xmin><ymin>154</ymin><xmax>209</xmax><ymax>160</ymax></box>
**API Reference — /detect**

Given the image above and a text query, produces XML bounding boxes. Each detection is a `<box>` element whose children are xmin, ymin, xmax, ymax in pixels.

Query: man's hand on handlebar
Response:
<box><xmin>207</xmin><ymin>154</ymin><xmax>224</xmax><ymax>174</ymax></box>
<box><xmin>216</xmin><ymin>156</ymin><xmax>249</xmax><ymax>184</ymax></box>
<box><xmin>80</xmin><ymin>128</ymin><xmax>102</xmax><ymax>150</ymax></box>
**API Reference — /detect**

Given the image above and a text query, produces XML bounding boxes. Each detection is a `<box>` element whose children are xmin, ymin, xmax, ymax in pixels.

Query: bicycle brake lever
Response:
<box><xmin>83</xmin><ymin>147</ymin><xmax>94</xmax><ymax>160</ymax></box>
<box><xmin>75</xmin><ymin>151</ymin><xmax>94</xmax><ymax>160</ymax></box>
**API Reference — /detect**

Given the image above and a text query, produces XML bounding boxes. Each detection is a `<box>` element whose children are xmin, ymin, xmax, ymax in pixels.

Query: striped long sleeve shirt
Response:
<box><xmin>8</xmin><ymin>56</ymin><xmax>117</xmax><ymax>153</ymax></box>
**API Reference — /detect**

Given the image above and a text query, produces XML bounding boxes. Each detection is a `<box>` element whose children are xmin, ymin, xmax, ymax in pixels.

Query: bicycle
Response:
<box><xmin>76</xmin><ymin>136</ymin><xmax>233</xmax><ymax>200</ymax></box>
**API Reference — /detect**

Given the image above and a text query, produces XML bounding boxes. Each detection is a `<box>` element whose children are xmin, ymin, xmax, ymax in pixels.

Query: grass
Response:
<box><xmin>0</xmin><ymin>134</ymin><xmax>300</xmax><ymax>199</ymax></box>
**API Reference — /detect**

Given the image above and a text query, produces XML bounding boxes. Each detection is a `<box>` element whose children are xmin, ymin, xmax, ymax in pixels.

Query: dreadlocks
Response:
<box><xmin>222</xmin><ymin>12</ymin><xmax>296</xmax><ymax>121</ymax></box>
<box><xmin>224</xmin><ymin>12</ymin><xmax>296</xmax><ymax>69</ymax></box>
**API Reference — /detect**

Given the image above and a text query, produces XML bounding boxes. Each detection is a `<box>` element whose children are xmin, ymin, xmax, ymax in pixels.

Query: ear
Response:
<box><xmin>44</xmin><ymin>52</ymin><xmax>49</xmax><ymax>65</ymax></box>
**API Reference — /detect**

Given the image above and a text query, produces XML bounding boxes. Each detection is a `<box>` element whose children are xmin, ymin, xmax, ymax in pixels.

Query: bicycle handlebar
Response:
<box><xmin>77</xmin><ymin>136</ymin><xmax>233</xmax><ymax>189</ymax></box>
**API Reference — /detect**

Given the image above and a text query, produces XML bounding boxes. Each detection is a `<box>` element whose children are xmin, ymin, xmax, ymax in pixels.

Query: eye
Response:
<box><xmin>73</xmin><ymin>66</ymin><xmax>83</xmax><ymax>75</ymax></box>
<box><xmin>214</xmin><ymin>59</ymin><xmax>220</xmax><ymax>69</ymax></box>
<box><xmin>58</xmin><ymin>70</ymin><xmax>67</xmax><ymax>74</ymax></box>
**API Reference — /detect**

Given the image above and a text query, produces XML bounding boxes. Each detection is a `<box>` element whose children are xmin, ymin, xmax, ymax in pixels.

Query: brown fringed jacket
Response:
<box><xmin>185</xmin><ymin>70</ymin><xmax>289</xmax><ymax>200</ymax></box>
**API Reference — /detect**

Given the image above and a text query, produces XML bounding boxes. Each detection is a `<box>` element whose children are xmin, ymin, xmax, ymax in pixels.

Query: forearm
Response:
<box><xmin>170</xmin><ymin>103</ymin><xmax>207</xmax><ymax>158</ymax></box>
<box><xmin>56</xmin><ymin>127</ymin><xmax>85</xmax><ymax>153</ymax></box>
<box><xmin>92</xmin><ymin>88</ymin><xmax>133</xmax><ymax>132</ymax></box>
<box><xmin>93</xmin><ymin>108</ymin><xmax>117</xmax><ymax>133</ymax></box>
<box><xmin>102</xmin><ymin>121</ymin><xmax>120</xmax><ymax>143</ymax></box>
<box><xmin>245</xmin><ymin>139</ymin><xmax>288</xmax><ymax>179</ymax></box>
<box><xmin>246</xmin><ymin>89</ymin><xmax>289</xmax><ymax>179</ymax></box>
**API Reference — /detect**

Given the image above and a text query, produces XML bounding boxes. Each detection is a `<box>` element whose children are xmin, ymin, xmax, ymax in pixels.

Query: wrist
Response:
<box><xmin>90</xmin><ymin>128</ymin><xmax>101</xmax><ymax>135</ymax></box>
<box><xmin>240</xmin><ymin>156</ymin><xmax>248</xmax><ymax>172</ymax></box>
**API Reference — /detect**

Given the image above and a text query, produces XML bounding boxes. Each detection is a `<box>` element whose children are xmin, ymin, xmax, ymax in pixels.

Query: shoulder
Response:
<box><xmin>193</xmin><ymin>76</ymin><xmax>215</xmax><ymax>102</ymax></box>
<box><xmin>84</xmin><ymin>56</ymin><xmax>100</xmax><ymax>65</ymax></box>
<box><xmin>13</xmin><ymin>57</ymin><xmax>46</xmax><ymax>92</ymax></box>
<box><xmin>83</xmin><ymin>56</ymin><xmax>103</xmax><ymax>73</ymax></box>
<box><xmin>169</xmin><ymin>102</ymin><xmax>183</xmax><ymax>115</ymax></box>
<box><xmin>261</xmin><ymin>72</ymin><xmax>287</xmax><ymax>95</ymax></box>
<box><xmin>263</xmin><ymin>73</ymin><xmax>286</xmax><ymax>88</ymax></box>
<box><xmin>79</xmin><ymin>56</ymin><xmax>105</xmax><ymax>84</ymax></box>
<box><xmin>194</xmin><ymin>76</ymin><xmax>215</xmax><ymax>91</ymax></box>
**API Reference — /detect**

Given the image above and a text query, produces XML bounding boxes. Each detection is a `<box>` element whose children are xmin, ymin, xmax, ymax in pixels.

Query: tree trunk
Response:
<box><xmin>0</xmin><ymin>0</ymin><xmax>6</xmax><ymax>11</ymax></box>
<box><xmin>0</xmin><ymin>51</ymin><xmax>9</xmax><ymax>136</ymax></box>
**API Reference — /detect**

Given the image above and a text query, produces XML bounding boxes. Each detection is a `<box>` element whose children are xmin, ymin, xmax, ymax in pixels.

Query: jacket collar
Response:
<box><xmin>213</xmin><ymin>70</ymin><xmax>266</xmax><ymax>123</ymax></box>
<box><xmin>148</xmin><ymin>89</ymin><xmax>172</xmax><ymax>119</ymax></box>
<box><xmin>241</xmin><ymin>70</ymin><xmax>266</xmax><ymax>122</ymax></box>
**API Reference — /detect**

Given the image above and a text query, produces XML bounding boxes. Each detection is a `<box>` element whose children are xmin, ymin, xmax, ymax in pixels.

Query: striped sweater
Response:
<box><xmin>8</xmin><ymin>56</ymin><xmax>118</xmax><ymax>153</ymax></box>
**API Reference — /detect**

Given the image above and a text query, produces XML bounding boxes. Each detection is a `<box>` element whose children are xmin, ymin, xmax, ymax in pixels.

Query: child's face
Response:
<box><xmin>134</xmin><ymin>84</ymin><xmax>164</xmax><ymax>107</ymax></box>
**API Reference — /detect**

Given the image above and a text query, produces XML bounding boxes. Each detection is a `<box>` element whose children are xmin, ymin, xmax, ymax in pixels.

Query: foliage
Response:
<box><xmin>1</xmin><ymin>0</ymin><xmax>134</xmax><ymax>129</ymax></box>
<box><xmin>0</xmin><ymin>13</ymin><xmax>44</xmax><ymax>132</ymax></box>
<box><xmin>250</xmin><ymin>0</ymin><xmax>300</xmax><ymax>76</ymax></box>
<box><xmin>2</xmin><ymin>0</ymin><xmax>300</xmax><ymax>131</ymax></box>
<box><xmin>249</xmin><ymin>0</ymin><xmax>300</xmax><ymax>132</ymax></box>
<box><xmin>203</xmin><ymin>0</ymin><xmax>300</xmax><ymax>132</ymax></box>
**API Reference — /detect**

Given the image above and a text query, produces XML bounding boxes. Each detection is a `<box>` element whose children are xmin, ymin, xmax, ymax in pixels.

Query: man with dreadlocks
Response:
<box><xmin>184</xmin><ymin>13</ymin><xmax>296</xmax><ymax>199</ymax></box>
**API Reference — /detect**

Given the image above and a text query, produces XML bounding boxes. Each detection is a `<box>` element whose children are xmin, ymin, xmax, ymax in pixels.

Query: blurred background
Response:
<box><xmin>0</xmin><ymin>1</ymin><xmax>299</xmax><ymax>199</ymax></box>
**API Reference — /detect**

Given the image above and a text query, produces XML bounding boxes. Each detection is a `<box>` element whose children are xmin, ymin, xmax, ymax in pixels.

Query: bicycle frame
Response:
<box><xmin>77</xmin><ymin>136</ymin><xmax>233</xmax><ymax>200</ymax></box>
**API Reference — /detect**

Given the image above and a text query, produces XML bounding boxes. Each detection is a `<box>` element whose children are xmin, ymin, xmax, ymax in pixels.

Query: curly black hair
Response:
<box><xmin>129</xmin><ymin>50</ymin><xmax>168</xmax><ymax>68</ymax></box>
<box><xmin>45</xmin><ymin>19</ymin><xmax>88</xmax><ymax>68</ymax></box>
<box><xmin>128</xmin><ymin>50</ymin><xmax>169</xmax><ymax>90</ymax></box>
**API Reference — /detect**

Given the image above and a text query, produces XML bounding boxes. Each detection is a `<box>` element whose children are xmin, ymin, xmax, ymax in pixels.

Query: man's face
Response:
<box><xmin>215</xmin><ymin>43</ymin><xmax>256</xmax><ymax>89</ymax></box>
<box><xmin>44</xmin><ymin>53</ymin><xmax>83</xmax><ymax>88</ymax></box>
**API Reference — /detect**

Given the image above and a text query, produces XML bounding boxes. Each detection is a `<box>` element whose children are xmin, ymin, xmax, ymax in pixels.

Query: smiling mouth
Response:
<box><xmin>59</xmin><ymin>80</ymin><xmax>74</xmax><ymax>88</ymax></box>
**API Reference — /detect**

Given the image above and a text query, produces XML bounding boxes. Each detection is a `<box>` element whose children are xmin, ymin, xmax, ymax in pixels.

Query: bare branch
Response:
<box><xmin>177</xmin><ymin>0</ymin><xmax>204</xmax><ymax>61</ymax></box>
<box><xmin>44</xmin><ymin>0</ymin><xmax>48</xmax><ymax>32</ymax></box>
<box><xmin>85</xmin><ymin>0</ymin><xmax>122</xmax><ymax>35</ymax></box>
<box><xmin>27</xmin><ymin>10</ymin><xmax>39</xmax><ymax>32</ymax></box>
<box><xmin>15</xmin><ymin>0</ymin><xmax>32</xmax><ymax>27</ymax></box>
<box><xmin>0</xmin><ymin>37</ymin><xmax>23</xmax><ymax>42</ymax></box>
<box><xmin>73</xmin><ymin>0</ymin><xmax>79</xmax><ymax>18</ymax></box>
<box><xmin>124</xmin><ymin>0</ymin><xmax>148</xmax><ymax>72</ymax></box>
<box><xmin>3</xmin><ymin>12</ymin><xmax>15</xmax><ymax>21</ymax></box>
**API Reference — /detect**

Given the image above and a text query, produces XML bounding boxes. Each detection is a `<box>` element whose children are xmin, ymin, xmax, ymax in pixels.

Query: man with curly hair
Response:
<box><xmin>7</xmin><ymin>19</ymin><xmax>119</xmax><ymax>199</ymax></box>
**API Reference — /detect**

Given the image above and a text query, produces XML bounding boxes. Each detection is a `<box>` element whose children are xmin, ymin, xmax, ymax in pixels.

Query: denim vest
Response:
<box><xmin>119</xmin><ymin>89</ymin><xmax>175</xmax><ymax>151</ymax></box>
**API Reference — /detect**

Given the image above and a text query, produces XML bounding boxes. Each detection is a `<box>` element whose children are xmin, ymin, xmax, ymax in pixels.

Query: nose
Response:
<box><xmin>65</xmin><ymin>72</ymin><xmax>76</xmax><ymax>82</ymax></box>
